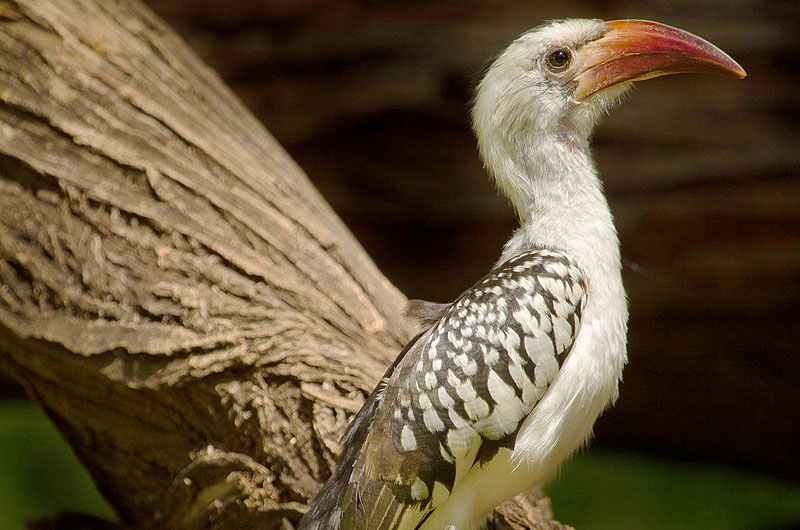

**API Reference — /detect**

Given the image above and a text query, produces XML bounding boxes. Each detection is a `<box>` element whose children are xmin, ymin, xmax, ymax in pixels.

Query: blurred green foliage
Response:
<box><xmin>0</xmin><ymin>399</ymin><xmax>798</xmax><ymax>529</ymax></box>
<box><xmin>0</xmin><ymin>400</ymin><xmax>114</xmax><ymax>528</ymax></box>
<box><xmin>547</xmin><ymin>452</ymin><xmax>800</xmax><ymax>530</ymax></box>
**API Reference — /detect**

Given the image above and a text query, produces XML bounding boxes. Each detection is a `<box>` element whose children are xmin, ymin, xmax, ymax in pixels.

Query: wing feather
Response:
<box><xmin>300</xmin><ymin>248</ymin><xmax>587</xmax><ymax>530</ymax></box>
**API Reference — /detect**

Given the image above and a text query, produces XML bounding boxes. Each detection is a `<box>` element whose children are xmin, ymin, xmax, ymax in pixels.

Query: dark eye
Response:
<box><xmin>546</xmin><ymin>48</ymin><xmax>572</xmax><ymax>71</ymax></box>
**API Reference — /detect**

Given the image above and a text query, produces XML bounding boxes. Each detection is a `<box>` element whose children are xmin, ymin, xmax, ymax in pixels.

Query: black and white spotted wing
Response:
<box><xmin>304</xmin><ymin>248</ymin><xmax>587</xmax><ymax>530</ymax></box>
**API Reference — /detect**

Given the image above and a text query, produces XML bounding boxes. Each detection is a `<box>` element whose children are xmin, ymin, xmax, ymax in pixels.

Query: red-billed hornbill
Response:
<box><xmin>299</xmin><ymin>18</ymin><xmax>745</xmax><ymax>530</ymax></box>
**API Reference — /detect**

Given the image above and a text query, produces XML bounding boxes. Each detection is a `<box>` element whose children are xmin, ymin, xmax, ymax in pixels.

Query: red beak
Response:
<box><xmin>574</xmin><ymin>19</ymin><xmax>746</xmax><ymax>100</ymax></box>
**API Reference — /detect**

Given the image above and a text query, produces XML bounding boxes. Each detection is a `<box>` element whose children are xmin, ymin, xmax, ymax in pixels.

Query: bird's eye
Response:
<box><xmin>546</xmin><ymin>48</ymin><xmax>572</xmax><ymax>71</ymax></box>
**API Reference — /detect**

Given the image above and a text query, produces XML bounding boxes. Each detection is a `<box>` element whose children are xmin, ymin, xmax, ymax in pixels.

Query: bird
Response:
<box><xmin>298</xmin><ymin>18</ymin><xmax>745</xmax><ymax>530</ymax></box>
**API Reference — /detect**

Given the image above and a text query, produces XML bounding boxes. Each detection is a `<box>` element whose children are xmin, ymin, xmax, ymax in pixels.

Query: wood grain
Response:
<box><xmin>0</xmin><ymin>1</ymin><xmax>571</xmax><ymax>528</ymax></box>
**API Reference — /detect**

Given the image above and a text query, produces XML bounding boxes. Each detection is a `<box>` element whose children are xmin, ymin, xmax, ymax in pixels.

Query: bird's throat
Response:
<box><xmin>494</xmin><ymin>136</ymin><xmax>622</xmax><ymax>291</ymax></box>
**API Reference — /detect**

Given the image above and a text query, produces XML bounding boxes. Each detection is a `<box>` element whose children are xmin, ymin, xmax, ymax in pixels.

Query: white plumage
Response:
<box><xmin>299</xmin><ymin>17</ymin><xmax>745</xmax><ymax>530</ymax></box>
<box><xmin>418</xmin><ymin>23</ymin><xmax>630</xmax><ymax>527</ymax></box>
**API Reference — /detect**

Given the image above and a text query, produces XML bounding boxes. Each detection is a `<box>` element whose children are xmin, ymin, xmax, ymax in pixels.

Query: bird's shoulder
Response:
<box><xmin>343</xmin><ymin>248</ymin><xmax>588</xmax><ymax>528</ymax></box>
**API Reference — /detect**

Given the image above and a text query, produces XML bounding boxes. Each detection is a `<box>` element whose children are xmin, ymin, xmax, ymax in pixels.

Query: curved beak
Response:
<box><xmin>574</xmin><ymin>19</ymin><xmax>746</xmax><ymax>101</ymax></box>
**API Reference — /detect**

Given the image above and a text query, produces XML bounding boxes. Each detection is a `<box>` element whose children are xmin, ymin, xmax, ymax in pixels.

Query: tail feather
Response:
<box><xmin>340</xmin><ymin>478</ymin><xmax>412</xmax><ymax>530</ymax></box>
<box><xmin>298</xmin><ymin>473</ymin><xmax>348</xmax><ymax>530</ymax></box>
<box><xmin>297</xmin><ymin>333</ymin><xmax>426</xmax><ymax>530</ymax></box>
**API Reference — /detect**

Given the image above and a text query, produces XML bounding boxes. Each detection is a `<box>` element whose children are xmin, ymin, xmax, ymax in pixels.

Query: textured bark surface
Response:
<box><xmin>0</xmin><ymin>1</ymin><xmax>567</xmax><ymax>529</ymax></box>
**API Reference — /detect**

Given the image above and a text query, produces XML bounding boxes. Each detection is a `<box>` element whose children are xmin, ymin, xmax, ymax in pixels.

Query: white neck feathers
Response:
<box><xmin>484</xmin><ymin>126</ymin><xmax>620</xmax><ymax>287</ymax></box>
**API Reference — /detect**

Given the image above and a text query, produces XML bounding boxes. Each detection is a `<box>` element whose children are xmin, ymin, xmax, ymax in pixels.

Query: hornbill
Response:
<box><xmin>299</xmin><ymin>18</ymin><xmax>745</xmax><ymax>530</ymax></box>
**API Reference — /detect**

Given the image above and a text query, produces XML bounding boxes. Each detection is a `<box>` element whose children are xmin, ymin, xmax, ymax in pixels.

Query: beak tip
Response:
<box><xmin>729</xmin><ymin>65</ymin><xmax>747</xmax><ymax>80</ymax></box>
<box><xmin>723</xmin><ymin>57</ymin><xmax>747</xmax><ymax>79</ymax></box>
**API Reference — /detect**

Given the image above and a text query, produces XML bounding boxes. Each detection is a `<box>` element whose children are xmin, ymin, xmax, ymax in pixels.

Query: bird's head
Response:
<box><xmin>473</xmin><ymin>18</ymin><xmax>745</xmax><ymax>207</ymax></box>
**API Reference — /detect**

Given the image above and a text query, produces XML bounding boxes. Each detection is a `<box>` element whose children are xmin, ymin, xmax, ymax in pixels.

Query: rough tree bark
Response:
<box><xmin>0</xmin><ymin>2</ymin><xmax>568</xmax><ymax>529</ymax></box>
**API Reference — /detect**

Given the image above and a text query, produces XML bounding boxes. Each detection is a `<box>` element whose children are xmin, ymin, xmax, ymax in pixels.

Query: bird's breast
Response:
<box><xmin>512</xmin><ymin>290</ymin><xmax>628</xmax><ymax>471</ymax></box>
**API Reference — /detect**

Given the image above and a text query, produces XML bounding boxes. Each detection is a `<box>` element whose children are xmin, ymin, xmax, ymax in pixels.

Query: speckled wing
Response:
<box><xmin>338</xmin><ymin>248</ymin><xmax>587</xmax><ymax>530</ymax></box>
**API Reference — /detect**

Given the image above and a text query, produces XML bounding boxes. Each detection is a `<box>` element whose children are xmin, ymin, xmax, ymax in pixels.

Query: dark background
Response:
<box><xmin>1</xmin><ymin>0</ymin><xmax>799</xmax><ymax>526</ymax></box>
<box><xmin>145</xmin><ymin>0</ymin><xmax>800</xmax><ymax>478</ymax></box>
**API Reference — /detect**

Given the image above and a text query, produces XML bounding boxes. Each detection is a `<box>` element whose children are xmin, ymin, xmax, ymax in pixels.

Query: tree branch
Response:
<box><xmin>0</xmin><ymin>1</ymin><xmax>568</xmax><ymax>528</ymax></box>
